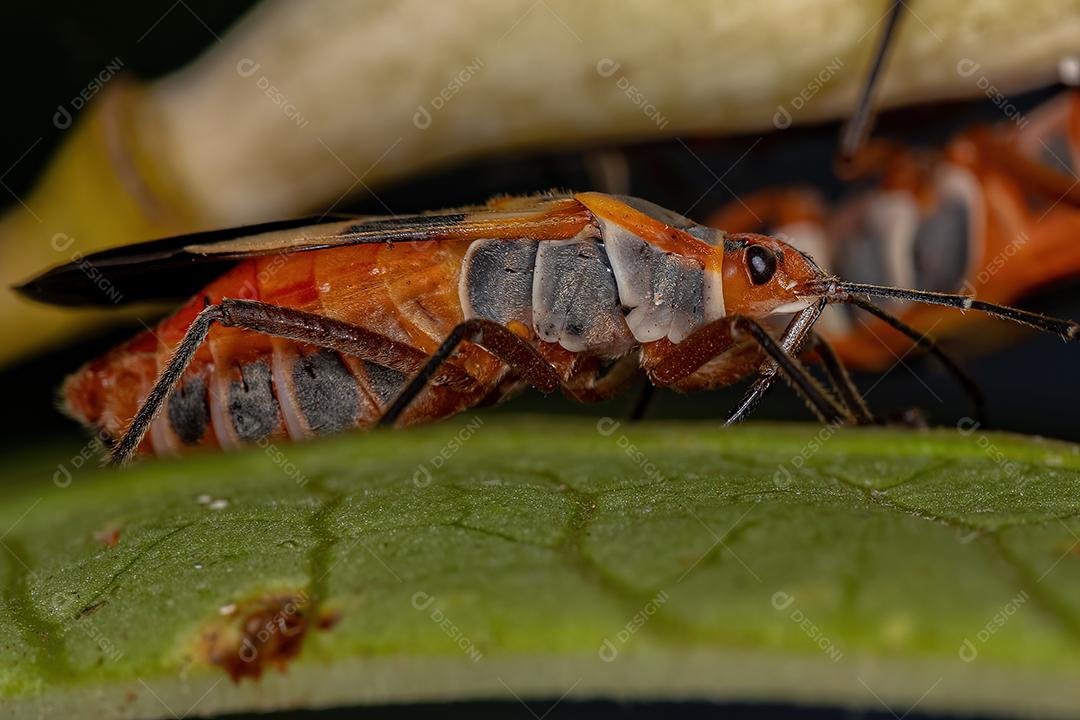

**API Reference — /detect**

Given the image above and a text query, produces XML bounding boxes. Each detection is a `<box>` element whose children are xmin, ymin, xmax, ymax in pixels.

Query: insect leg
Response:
<box><xmin>628</xmin><ymin>382</ymin><xmax>655</xmax><ymax>421</ymax></box>
<box><xmin>847</xmin><ymin>296</ymin><xmax>987</xmax><ymax>423</ymax></box>
<box><xmin>731</xmin><ymin>317</ymin><xmax>853</xmax><ymax>425</ymax></box>
<box><xmin>810</xmin><ymin>332</ymin><xmax>874</xmax><ymax>425</ymax></box>
<box><xmin>110</xmin><ymin>305</ymin><xmax>222</xmax><ymax>466</ymax></box>
<box><xmin>533</xmin><ymin>352</ymin><xmax>644</xmax><ymax>408</ymax></box>
<box><xmin>111</xmin><ymin>298</ymin><xmax>467</xmax><ymax>465</ymax></box>
<box><xmin>568</xmin><ymin>353</ymin><xmax>644</xmax><ymax>404</ymax></box>
<box><xmin>726</xmin><ymin>302</ymin><xmax>824</xmax><ymax>425</ymax></box>
<box><xmin>649</xmin><ymin>311</ymin><xmax>850</xmax><ymax>425</ymax></box>
<box><xmin>838</xmin><ymin>0</ymin><xmax>906</xmax><ymax>167</ymax></box>
<box><xmin>378</xmin><ymin>319</ymin><xmax>561</xmax><ymax>428</ymax></box>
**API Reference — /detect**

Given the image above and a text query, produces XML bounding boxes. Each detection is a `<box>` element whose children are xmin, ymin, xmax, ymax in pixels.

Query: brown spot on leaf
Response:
<box><xmin>317</xmin><ymin>607</ymin><xmax>342</xmax><ymax>630</ymax></box>
<box><xmin>202</xmin><ymin>592</ymin><xmax>339</xmax><ymax>683</ymax></box>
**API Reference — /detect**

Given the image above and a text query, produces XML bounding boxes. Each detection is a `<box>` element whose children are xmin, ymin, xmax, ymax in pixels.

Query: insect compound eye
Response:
<box><xmin>746</xmin><ymin>245</ymin><xmax>777</xmax><ymax>285</ymax></box>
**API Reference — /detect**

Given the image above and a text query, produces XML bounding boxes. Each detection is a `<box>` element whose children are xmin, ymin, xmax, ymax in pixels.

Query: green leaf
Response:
<box><xmin>2</xmin><ymin>419</ymin><xmax>1079</xmax><ymax>718</ymax></box>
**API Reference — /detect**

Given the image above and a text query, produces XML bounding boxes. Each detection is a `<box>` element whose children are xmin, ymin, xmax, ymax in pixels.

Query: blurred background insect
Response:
<box><xmin>708</xmin><ymin>84</ymin><xmax>1080</xmax><ymax>380</ymax></box>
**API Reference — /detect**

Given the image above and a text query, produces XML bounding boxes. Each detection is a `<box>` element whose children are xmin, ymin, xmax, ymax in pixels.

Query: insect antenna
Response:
<box><xmin>821</xmin><ymin>280</ymin><xmax>1080</xmax><ymax>341</ymax></box>
<box><xmin>838</xmin><ymin>0</ymin><xmax>906</xmax><ymax>165</ymax></box>
<box><xmin>846</xmin><ymin>295</ymin><xmax>987</xmax><ymax>423</ymax></box>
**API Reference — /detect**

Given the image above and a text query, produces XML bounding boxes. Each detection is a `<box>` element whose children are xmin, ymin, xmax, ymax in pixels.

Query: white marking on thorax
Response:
<box><xmin>596</xmin><ymin>216</ymin><xmax>723</xmax><ymax>343</ymax></box>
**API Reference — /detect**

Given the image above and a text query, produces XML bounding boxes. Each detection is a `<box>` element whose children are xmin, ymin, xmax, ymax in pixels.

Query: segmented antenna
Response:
<box><xmin>822</xmin><ymin>280</ymin><xmax>1080</xmax><ymax>341</ymax></box>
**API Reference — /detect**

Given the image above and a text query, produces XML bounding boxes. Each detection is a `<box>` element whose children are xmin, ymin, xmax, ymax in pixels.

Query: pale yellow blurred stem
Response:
<box><xmin>0</xmin><ymin>83</ymin><xmax>197</xmax><ymax>366</ymax></box>
<box><xmin>4</xmin><ymin>0</ymin><xmax>1080</xmax><ymax>366</ymax></box>
<box><xmin>151</xmin><ymin>0</ymin><xmax>1080</xmax><ymax>223</ymax></box>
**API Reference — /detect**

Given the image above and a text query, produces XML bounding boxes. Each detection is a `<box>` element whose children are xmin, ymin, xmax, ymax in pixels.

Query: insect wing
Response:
<box><xmin>17</xmin><ymin>198</ymin><xmax>590</xmax><ymax>306</ymax></box>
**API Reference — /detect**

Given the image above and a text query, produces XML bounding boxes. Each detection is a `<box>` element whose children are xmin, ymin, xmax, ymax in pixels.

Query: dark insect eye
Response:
<box><xmin>746</xmin><ymin>245</ymin><xmax>777</xmax><ymax>285</ymax></box>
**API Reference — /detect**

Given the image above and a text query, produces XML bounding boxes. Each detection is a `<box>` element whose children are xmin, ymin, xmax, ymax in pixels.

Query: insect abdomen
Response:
<box><xmin>64</xmin><ymin>329</ymin><xmax>404</xmax><ymax>456</ymax></box>
<box><xmin>63</xmin><ymin>243</ymin><xmax>494</xmax><ymax>457</ymax></box>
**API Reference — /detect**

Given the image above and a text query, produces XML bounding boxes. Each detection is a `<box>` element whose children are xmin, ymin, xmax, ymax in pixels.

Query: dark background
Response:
<box><xmin>0</xmin><ymin>3</ymin><xmax>1074</xmax><ymax>719</ymax></box>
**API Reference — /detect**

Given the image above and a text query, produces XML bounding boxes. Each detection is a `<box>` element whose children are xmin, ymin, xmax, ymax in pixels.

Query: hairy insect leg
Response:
<box><xmin>111</xmin><ymin>305</ymin><xmax>222</xmax><ymax>466</ymax></box>
<box><xmin>649</xmin><ymin>312</ymin><xmax>851</xmax><ymax>425</ymax></box>
<box><xmin>732</xmin><ymin>318</ymin><xmax>852</xmax><ymax>425</ymax></box>
<box><xmin>725</xmin><ymin>378</ymin><xmax>771</xmax><ymax>426</ymax></box>
<box><xmin>111</xmin><ymin>298</ymin><xmax>458</xmax><ymax>465</ymax></box>
<box><xmin>726</xmin><ymin>302</ymin><xmax>823</xmax><ymax>425</ymax></box>
<box><xmin>539</xmin><ymin>351</ymin><xmax>643</xmax><ymax>408</ymax></box>
<box><xmin>811</xmin><ymin>332</ymin><xmax>874</xmax><ymax>425</ymax></box>
<box><xmin>573</xmin><ymin>353</ymin><xmax>644</xmax><ymax>404</ymax></box>
<box><xmin>378</xmin><ymin>318</ymin><xmax>561</xmax><ymax>428</ymax></box>
<box><xmin>726</xmin><ymin>336</ymin><xmax>872</xmax><ymax>426</ymax></box>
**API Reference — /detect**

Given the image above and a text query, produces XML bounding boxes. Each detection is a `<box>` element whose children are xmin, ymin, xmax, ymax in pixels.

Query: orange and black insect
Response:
<box><xmin>709</xmin><ymin>88</ymin><xmax>1080</xmax><ymax>378</ymax></box>
<box><xmin>17</xmin><ymin>190</ymin><xmax>1080</xmax><ymax>466</ymax></box>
